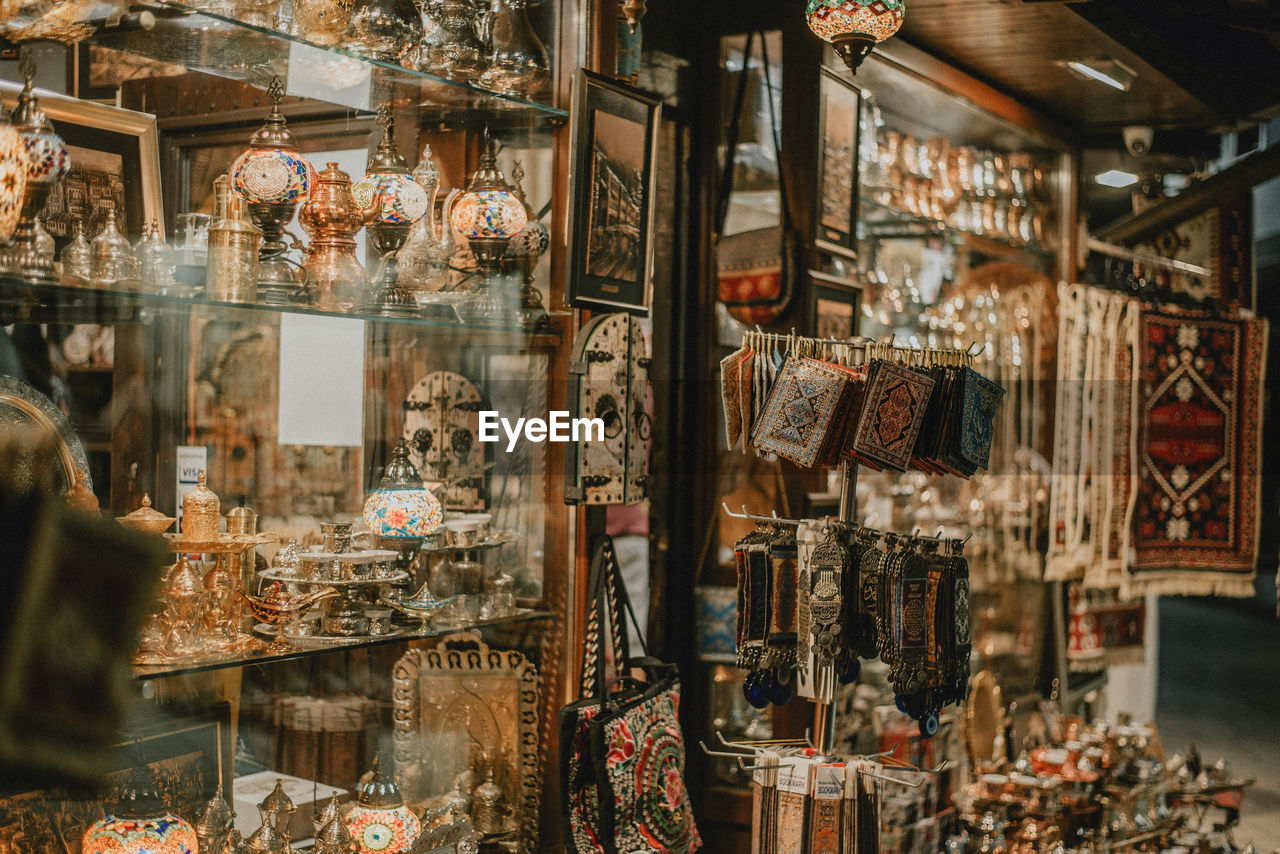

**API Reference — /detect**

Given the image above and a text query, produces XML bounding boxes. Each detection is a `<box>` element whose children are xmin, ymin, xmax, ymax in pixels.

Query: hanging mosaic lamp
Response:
<box><xmin>82</xmin><ymin>770</ymin><xmax>199</xmax><ymax>854</ymax></box>
<box><xmin>344</xmin><ymin>756</ymin><xmax>421</xmax><ymax>854</ymax></box>
<box><xmin>806</xmin><ymin>0</ymin><xmax>904</xmax><ymax>74</ymax></box>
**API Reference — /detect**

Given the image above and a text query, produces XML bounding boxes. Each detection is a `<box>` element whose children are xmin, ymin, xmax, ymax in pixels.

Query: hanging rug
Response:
<box><xmin>1128</xmin><ymin>310</ymin><xmax>1267</xmax><ymax>596</ymax></box>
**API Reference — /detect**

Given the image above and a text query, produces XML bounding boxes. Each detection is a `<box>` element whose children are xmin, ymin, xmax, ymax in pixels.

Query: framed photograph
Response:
<box><xmin>809</xmin><ymin>270</ymin><xmax>861</xmax><ymax>341</ymax></box>
<box><xmin>813</xmin><ymin>67</ymin><xmax>860</xmax><ymax>260</ymax></box>
<box><xmin>0</xmin><ymin>80</ymin><xmax>163</xmax><ymax>249</ymax></box>
<box><xmin>567</xmin><ymin>69</ymin><xmax>661</xmax><ymax>314</ymax></box>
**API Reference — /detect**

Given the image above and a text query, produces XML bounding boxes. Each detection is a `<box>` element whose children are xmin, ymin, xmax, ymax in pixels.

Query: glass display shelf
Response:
<box><xmin>132</xmin><ymin>607</ymin><xmax>552</xmax><ymax>679</ymax></box>
<box><xmin>0</xmin><ymin>276</ymin><xmax>564</xmax><ymax>346</ymax></box>
<box><xmin>89</xmin><ymin>2</ymin><xmax>566</xmax><ymax>125</ymax></box>
<box><xmin>858</xmin><ymin>196</ymin><xmax>1056</xmax><ymax>257</ymax></box>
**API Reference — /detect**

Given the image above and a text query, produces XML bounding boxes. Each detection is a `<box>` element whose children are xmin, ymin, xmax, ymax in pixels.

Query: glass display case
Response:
<box><xmin>0</xmin><ymin>2</ymin><xmax>577</xmax><ymax>851</ymax></box>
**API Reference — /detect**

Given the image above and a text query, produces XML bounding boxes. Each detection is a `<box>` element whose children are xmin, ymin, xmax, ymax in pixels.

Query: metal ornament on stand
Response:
<box><xmin>417</xmin><ymin>0</ymin><xmax>488</xmax><ymax>83</ymax></box>
<box><xmin>502</xmin><ymin>160</ymin><xmax>550</xmax><ymax>329</ymax></box>
<box><xmin>9</xmin><ymin>52</ymin><xmax>69</xmax><ymax>283</ymax></box>
<box><xmin>229</xmin><ymin>77</ymin><xmax>315</xmax><ymax>305</ymax></box>
<box><xmin>354</xmin><ymin>105</ymin><xmax>429</xmax><ymax>317</ymax></box>
<box><xmin>477</xmin><ymin>0</ymin><xmax>550</xmax><ymax>96</ymax></box>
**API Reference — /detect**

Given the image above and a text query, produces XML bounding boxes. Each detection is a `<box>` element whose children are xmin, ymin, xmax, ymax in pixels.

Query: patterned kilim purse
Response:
<box><xmin>559</xmin><ymin>536</ymin><xmax>701</xmax><ymax>854</ymax></box>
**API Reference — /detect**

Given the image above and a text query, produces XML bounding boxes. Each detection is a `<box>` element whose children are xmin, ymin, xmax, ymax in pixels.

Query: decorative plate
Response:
<box><xmin>0</xmin><ymin>375</ymin><xmax>90</xmax><ymax>494</ymax></box>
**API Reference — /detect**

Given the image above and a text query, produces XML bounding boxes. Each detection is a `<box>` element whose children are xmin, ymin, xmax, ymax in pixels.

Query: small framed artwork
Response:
<box><xmin>809</xmin><ymin>270</ymin><xmax>861</xmax><ymax>341</ymax></box>
<box><xmin>567</xmin><ymin>69</ymin><xmax>662</xmax><ymax>315</ymax></box>
<box><xmin>0</xmin><ymin>80</ymin><xmax>163</xmax><ymax>248</ymax></box>
<box><xmin>813</xmin><ymin>67</ymin><xmax>860</xmax><ymax>260</ymax></box>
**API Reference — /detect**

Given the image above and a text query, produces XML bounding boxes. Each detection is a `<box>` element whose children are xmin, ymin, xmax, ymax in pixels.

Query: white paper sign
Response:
<box><xmin>286</xmin><ymin>42</ymin><xmax>372</xmax><ymax>112</ymax></box>
<box><xmin>175</xmin><ymin>445</ymin><xmax>208</xmax><ymax>525</ymax></box>
<box><xmin>277</xmin><ymin>313</ymin><xmax>366</xmax><ymax>447</ymax></box>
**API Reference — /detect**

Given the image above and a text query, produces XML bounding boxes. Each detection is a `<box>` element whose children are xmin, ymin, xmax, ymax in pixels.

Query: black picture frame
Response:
<box><xmin>809</xmin><ymin>270</ymin><xmax>862</xmax><ymax>341</ymax></box>
<box><xmin>813</xmin><ymin>67</ymin><xmax>860</xmax><ymax>261</ymax></box>
<box><xmin>113</xmin><ymin>704</ymin><xmax>233</xmax><ymax>816</ymax></box>
<box><xmin>566</xmin><ymin>69</ymin><xmax>662</xmax><ymax>315</ymax></box>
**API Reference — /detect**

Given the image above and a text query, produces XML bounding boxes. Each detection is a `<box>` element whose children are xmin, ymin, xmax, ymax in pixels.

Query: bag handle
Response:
<box><xmin>713</xmin><ymin>32</ymin><xmax>794</xmax><ymax>236</ymax></box>
<box><xmin>714</xmin><ymin>31</ymin><xmax>756</xmax><ymax>236</ymax></box>
<box><xmin>589</xmin><ymin>535</ymin><xmax>652</xmax><ymax>704</ymax></box>
<box><xmin>579</xmin><ymin>536</ymin><xmax>627</xmax><ymax>698</ymax></box>
<box><xmin>758</xmin><ymin>33</ymin><xmax>794</xmax><ymax>232</ymax></box>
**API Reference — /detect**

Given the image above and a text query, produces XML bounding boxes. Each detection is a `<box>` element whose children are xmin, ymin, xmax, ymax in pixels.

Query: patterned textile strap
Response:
<box><xmin>579</xmin><ymin>538</ymin><xmax>628</xmax><ymax>698</ymax></box>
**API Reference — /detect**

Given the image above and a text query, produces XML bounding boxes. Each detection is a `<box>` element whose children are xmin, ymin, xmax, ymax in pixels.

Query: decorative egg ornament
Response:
<box><xmin>806</xmin><ymin>0</ymin><xmax>904</xmax><ymax>74</ymax></box>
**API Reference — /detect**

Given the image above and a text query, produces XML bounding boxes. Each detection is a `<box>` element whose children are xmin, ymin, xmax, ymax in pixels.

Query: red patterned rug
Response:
<box><xmin>1128</xmin><ymin>310</ymin><xmax>1268</xmax><ymax>596</ymax></box>
<box><xmin>1067</xmin><ymin>584</ymin><xmax>1145</xmax><ymax>671</ymax></box>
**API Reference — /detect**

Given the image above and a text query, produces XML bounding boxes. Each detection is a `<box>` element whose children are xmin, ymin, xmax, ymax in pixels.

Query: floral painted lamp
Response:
<box><xmin>82</xmin><ymin>772</ymin><xmax>199</xmax><ymax>854</ymax></box>
<box><xmin>344</xmin><ymin>757</ymin><xmax>421</xmax><ymax>854</ymax></box>
<box><xmin>363</xmin><ymin>437</ymin><xmax>442</xmax><ymax>582</ymax></box>
<box><xmin>806</xmin><ymin>0</ymin><xmax>904</xmax><ymax>74</ymax></box>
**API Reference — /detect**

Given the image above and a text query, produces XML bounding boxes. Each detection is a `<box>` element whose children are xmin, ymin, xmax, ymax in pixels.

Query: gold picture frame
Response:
<box><xmin>392</xmin><ymin>632</ymin><xmax>539</xmax><ymax>852</ymax></box>
<box><xmin>0</xmin><ymin>80</ymin><xmax>163</xmax><ymax>245</ymax></box>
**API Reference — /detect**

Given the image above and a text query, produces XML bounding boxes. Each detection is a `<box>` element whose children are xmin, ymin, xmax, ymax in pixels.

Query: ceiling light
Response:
<box><xmin>1065</xmin><ymin>58</ymin><xmax>1137</xmax><ymax>92</ymax></box>
<box><xmin>1095</xmin><ymin>169</ymin><xmax>1139</xmax><ymax>188</ymax></box>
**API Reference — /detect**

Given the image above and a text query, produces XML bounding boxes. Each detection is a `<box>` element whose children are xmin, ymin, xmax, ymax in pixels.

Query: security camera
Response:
<box><xmin>1124</xmin><ymin>126</ymin><xmax>1154</xmax><ymax>157</ymax></box>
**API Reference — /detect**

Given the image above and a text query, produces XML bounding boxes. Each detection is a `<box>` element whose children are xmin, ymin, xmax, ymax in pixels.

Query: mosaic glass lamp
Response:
<box><xmin>10</xmin><ymin>51</ymin><xmax>67</xmax><ymax>283</ymax></box>
<box><xmin>344</xmin><ymin>757</ymin><xmax>421</xmax><ymax>854</ymax></box>
<box><xmin>82</xmin><ymin>772</ymin><xmax>199</xmax><ymax>854</ymax></box>
<box><xmin>363</xmin><ymin>438</ymin><xmax>442</xmax><ymax>580</ymax></box>
<box><xmin>806</xmin><ymin>0</ymin><xmax>904</xmax><ymax>74</ymax></box>
<box><xmin>0</xmin><ymin>103</ymin><xmax>28</xmax><ymax>249</ymax></box>
<box><xmin>449</xmin><ymin>130</ymin><xmax>527</xmax><ymax>280</ymax></box>
<box><xmin>353</xmin><ymin>105</ymin><xmax>429</xmax><ymax>316</ymax></box>
<box><xmin>229</xmin><ymin>77</ymin><xmax>316</xmax><ymax>304</ymax></box>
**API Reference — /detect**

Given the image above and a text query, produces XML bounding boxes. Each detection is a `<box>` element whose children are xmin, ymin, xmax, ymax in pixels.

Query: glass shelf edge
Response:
<box><xmin>96</xmin><ymin>2</ymin><xmax>569</xmax><ymax>119</ymax></box>
<box><xmin>0</xmin><ymin>277</ymin><xmax>562</xmax><ymax>345</ymax></box>
<box><xmin>131</xmin><ymin>608</ymin><xmax>553</xmax><ymax>680</ymax></box>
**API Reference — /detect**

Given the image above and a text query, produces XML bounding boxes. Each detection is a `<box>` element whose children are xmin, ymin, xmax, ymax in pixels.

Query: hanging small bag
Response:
<box><xmin>715</xmin><ymin>32</ymin><xmax>797</xmax><ymax>326</ymax></box>
<box><xmin>559</xmin><ymin>536</ymin><xmax>702</xmax><ymax>854</ymax></box>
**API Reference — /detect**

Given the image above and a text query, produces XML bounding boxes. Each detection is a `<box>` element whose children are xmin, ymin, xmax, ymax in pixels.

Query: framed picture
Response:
<box><xmin>0</xmin><ymin>80</ymin><xmax>163</xmax><ymax>249</ymax></box>
<box><xmin>809</xmin><ymin>270</ymin><xmax>861</xmax><ymax>341</ymax></box>
<box><xmin>567</xmin><ymin>69</ymin><xmax>661</xmax><ymax>314</ymax></box>
<box><xmin>813</xmin><ymin>67</ymin><xmax>860</xmax><ymax>260</ymax></box>
<box><xmin>392</xmin><ymin>633</ymin><xmax>540</xmax><ymax>853</ymax></box>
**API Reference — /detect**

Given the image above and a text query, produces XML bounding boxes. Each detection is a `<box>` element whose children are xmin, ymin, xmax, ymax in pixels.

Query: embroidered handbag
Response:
<box><xmin>715</xmin><ymin>31</ymin><xmax>796</xmax><ymax>326</ymax></box>
<box><xmin>559</xmin><ymin>536</ymin><xmax>701</xmax><ymax>854</ymax></box>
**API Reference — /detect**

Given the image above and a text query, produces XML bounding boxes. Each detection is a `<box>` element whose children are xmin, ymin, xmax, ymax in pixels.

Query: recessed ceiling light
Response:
<box><xmin>1065</xmin><ymin>58</ymin><xmax>1137</xmax><ymax>92</ymax></box>
<box><xmin>1095</xmin><ymin>169</ymin><xmax>1139</xmax><ymax>188</ymax></box>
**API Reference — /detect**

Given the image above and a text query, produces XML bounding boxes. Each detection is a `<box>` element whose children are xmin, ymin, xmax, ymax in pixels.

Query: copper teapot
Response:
<box><xmin>299</xmin><ymin>162</ymin><xmax>371</xmax><ymax>312</ymax></box>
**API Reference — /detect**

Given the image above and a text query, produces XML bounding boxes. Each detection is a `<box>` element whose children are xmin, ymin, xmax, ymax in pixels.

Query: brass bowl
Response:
<box><xmin>116</xmin><ymin>494</ymin><xmax>176</xmax><ymax>534</ymax></box>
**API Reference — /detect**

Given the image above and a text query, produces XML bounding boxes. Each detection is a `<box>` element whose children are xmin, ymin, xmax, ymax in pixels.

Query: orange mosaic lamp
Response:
<box><xmin>83</xmin><ymin>775</ymin><xmax>198</xmax><ymax>854</ymax></box>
